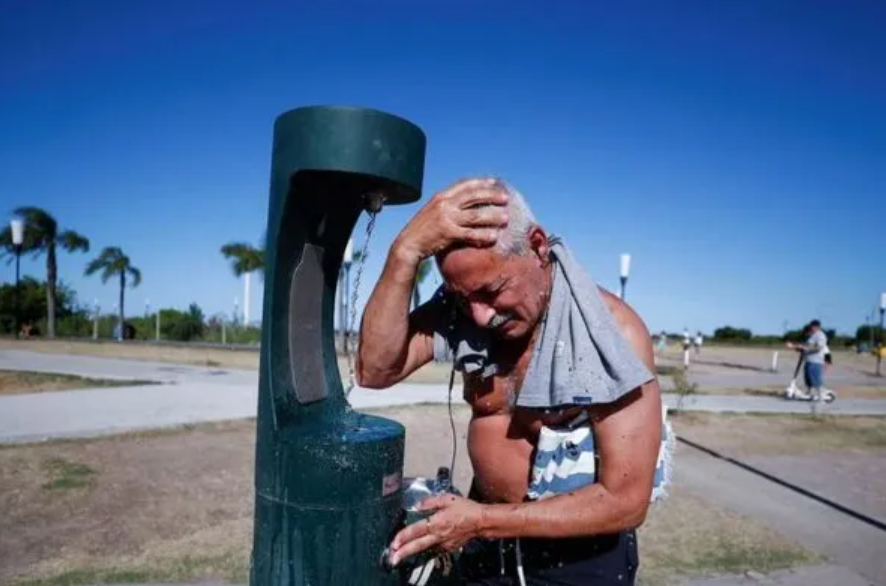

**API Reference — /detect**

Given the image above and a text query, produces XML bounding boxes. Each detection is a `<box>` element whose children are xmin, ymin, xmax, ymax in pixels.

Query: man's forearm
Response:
<box><xmin>477</xmin><ymin>484</ymin><xmax>647</xmax><ymax>540</ymax></box>
<box><xmin>357</xmin><ymin>243</ymin><xmax>422</xmax><ymax>383</ymax></box>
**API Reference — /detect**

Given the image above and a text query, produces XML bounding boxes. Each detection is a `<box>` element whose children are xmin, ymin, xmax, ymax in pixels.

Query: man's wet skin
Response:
<box><xmin>357</xmin><ymin>177</ymin><xmax>661</xmax><ymax>570</ymax></box>
<box><xmin>440</xmin><ymin>243</ymin><xmax>636</xmax><ymax>504</ymax></box>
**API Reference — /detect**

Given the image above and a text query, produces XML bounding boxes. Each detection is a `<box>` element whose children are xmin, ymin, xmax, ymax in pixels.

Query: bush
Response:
<box><xmin>151</xmin><ymin>303</ymin><xmax>206</xmax><ymax>342</ymax></box>
<box><xmin>856</xmin><ymin>325</ymin><xmax>885</xmax><ymax>346</ymax></box>
<box><xmin>56</xmin><ymin>314</ymin><xmax>94</xmax><ymax>338</ymax></box>
<box><xmin>713</xmin><ymin>326</ymin><xmax>752</xmax><ymax>341</ymax></box>
<box><xmin>0</xmin><ymin>277</ymin><xmax>84</xmax><ymax>335</ymax></box>
<box><xmin>672</xmin><ymin>367</ymin><xmax>698</xmax><ymax>413</ymax></box>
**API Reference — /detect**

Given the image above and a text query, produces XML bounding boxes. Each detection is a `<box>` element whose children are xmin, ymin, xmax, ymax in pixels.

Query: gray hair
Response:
<box><xmin>482</xmin><ymin>178</ymin><xmax>538</xmax><ymax>256</ymax></box>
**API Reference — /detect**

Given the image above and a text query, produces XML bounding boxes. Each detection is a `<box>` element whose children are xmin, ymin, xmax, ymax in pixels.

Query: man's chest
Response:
<box><xmin>463</xmin><ymin>372</ymin><xmax>586</xmax><ymax>438</ymax></box>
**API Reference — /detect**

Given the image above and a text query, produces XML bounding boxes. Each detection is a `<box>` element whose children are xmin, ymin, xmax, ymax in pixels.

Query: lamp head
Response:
<box><xmin>620</xmin><ymin>253</ymin><xmax>631</xmax><ymax>279</ymax></box>
<box><xmin>10</xmin><ymin>218</ymin><xmax>24</xmax><ymax>246</ymax></box>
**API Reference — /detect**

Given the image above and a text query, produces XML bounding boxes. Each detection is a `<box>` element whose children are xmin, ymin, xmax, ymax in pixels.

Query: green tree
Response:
<box><xmin>84</xmin><ymin>247</ymin><xmax>141</xmax><ymax>340</ymax></box>
<box><xmin>0</xmin><ymin>277</ymin><xmax>83</xmax><ymax>335</ymax></box>
<box><xmin>158</xmin><ymin>303</ymin><xmax>206</xmax><ymax>341</ymax></box>
<box><xmin>412</xmin><ymin>258</ymin><xmax>433</xmax><ymax>310</ymax></box>
<box><xmin>220</xmin><ymin>242</ymin><xmax>264</xmax><ymax>276</ymax></box>
<box><xmin>0</xmin><ymin>207</ymin><xmax>89</xmax><ymax>338</ymax></box>
<box><xmin>713</xmin><ymin>326</ymin><xmax>753</xmax><ymax>341</ymax></box>
<box><xmin>856</xmin><ymin>324</ymin><xmax>885</xmax><ymax>346</ymax></box>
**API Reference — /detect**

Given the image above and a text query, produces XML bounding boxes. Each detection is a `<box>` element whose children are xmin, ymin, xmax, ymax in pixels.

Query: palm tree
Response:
<box><xmin>220</xmin><ymin>242</ymin><xmax>264</xmax><ymax>325</ymax></box>
<box><xmin>220</xmin><ymin>242</ymin><xmax>264</xmax><ymax>276</ymax></box>
<box><xmin>84</xmin><ymin>247</ymin><xmax>141</xmax><ymax>340</ymax></box>
<box><xmin>412</xmin><ymin>259</ymin><xmax>433</xmax><ymax>310</ymax></box>
<box><xmin>0</xmin><ymin>207</ymin><xmax>89</xmax><ymax>338</ymax></box>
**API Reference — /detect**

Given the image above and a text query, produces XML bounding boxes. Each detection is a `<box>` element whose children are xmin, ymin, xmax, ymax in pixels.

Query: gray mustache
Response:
<box><xmin>487</xmin><ymin>313</ymin><xmax>514</xmax><ymax>329</ymax></box>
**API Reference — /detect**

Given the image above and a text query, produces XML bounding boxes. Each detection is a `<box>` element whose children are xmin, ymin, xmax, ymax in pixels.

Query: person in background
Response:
<box><xmin>693</xmin><ymin>331</ymin><xmax>704</xmax><ymax>356</ymax></box>
<box><xmin>656</xmin><ymin>330</ymin><xmax>668</xmax><ymax>353</ymax></box>
<box><xmin>823</xmin><ymin>340</ymin><xmax>833</xmax><ymax>375</ymax></box>
<box><xmin>786</xmin><ymin>320</ymin><xmax>829</xmax><ymax>401</ymax></box>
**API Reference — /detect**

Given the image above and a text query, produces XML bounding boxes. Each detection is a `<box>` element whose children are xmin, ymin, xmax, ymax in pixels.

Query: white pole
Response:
<box><xmin>619</xmin><ymin>253</ymin><xmax>631</xmax><ymax>300</ymax></box>
<box><xmin>771</xmin><ymin>351</ymin><xmax>779</xmax><ymax>372</ymax></box>
<box><xmin>222</xmin><ymin>319</ymin><xmax>227</xmax><ymax>345</ymax></box>
<box><xmin>244</xmin><ymin>272</ymin><xmax>251</xmax><ymax>326</ymax></box>
<box><xmin>683</xmin><ymin>348</ymin><xmax>690</xmax><ymax>368</ymax></box>
<box><xmin>92</xmin><ymin>299</ymin><xmax>99</xmax><ymax>340</ymax></box>
<box><xmin>155</xmin><ymin>310</ymin><xmax>160</xmax><ymax>341</ymax></box>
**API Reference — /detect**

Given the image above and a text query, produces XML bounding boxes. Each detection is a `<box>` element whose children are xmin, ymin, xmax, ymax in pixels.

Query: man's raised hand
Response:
<box><xmin>392</xmin><ymin>177</ymin><xmax>509</xmax><ymax>265</ymax></box>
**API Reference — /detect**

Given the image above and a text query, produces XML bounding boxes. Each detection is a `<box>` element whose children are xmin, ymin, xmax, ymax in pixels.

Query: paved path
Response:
<box><xmin>0</xmin><ymin>349</ymin><xmax>464</xmax><ymax>443</ymax></box>
<box><xmin>2</xmin><ymin>349</ymin><xmax>886</xmax><ymax>444</ymax></box>
<box><xmin>665</xmin><ymin>393</ymin><xmax>886</xmax><ymax>415</ymax></box>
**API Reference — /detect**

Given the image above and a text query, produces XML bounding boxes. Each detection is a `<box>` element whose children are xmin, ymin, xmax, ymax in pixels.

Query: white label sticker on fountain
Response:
<box><xmin>382</xmin><ymin>471</ymin><xmax>401</xmax><ymax>496</ymax></box>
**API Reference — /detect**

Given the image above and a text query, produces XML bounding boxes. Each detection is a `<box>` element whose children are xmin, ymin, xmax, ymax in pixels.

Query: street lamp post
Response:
<box><xmin>619</xmin><ymin>253</ymin><xmax>631</xmax><ymax>301</ymax></box>
<box><xmin>10</xmin><ymin>219</ymin><xmax>24</xmax><ymax>339</ymax></box>
<box><xmin>878</xmin><ymin>292</ymin><xmax>886</xmax><ymax>377</ymax></box>
<box><xmin>92</xmin><ymin>299</ymin><xmax>100</xmax><ymax>340</ymax></box>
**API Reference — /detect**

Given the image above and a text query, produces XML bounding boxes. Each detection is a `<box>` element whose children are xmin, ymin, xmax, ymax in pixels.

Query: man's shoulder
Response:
<box><xmin>598</xmin><ymin>287</ymin><xmax>652</xmax><ymax>355</ymax></box>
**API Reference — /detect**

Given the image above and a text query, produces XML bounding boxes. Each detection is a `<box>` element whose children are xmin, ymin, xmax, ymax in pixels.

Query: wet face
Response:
<box><xmin>437</xmin><ymin>228</ymin><xmax>552</xmax><ymax>341</ymax></box>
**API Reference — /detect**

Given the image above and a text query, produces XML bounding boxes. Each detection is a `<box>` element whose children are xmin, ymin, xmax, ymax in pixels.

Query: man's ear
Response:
<box><xmin>527</xmin><ymin>226</ymin><xmax>549</xmax><ymax>266</ymax></box>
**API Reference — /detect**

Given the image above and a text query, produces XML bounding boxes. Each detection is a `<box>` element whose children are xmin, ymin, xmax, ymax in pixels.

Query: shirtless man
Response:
<box><xmin>358</xmin><ymin>178</ymin><xmax>663</xmax><ymax>585</ymax></box>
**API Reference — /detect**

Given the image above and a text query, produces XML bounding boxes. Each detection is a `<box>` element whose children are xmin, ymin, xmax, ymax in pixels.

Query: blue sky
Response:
<box><xmin>1</xmin><ymin>0</ymin><xmax>883</xmax><ymax>335</ymax></box>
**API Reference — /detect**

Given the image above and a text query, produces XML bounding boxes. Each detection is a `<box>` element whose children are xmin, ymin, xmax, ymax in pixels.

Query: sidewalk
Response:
<box><xmin>2</xmin><ymin>350</ymin><xmax>886</xmax><ymax>444</ymax></box>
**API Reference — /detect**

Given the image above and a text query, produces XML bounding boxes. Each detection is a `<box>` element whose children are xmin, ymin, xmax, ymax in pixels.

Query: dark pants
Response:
<box><xmin>459</xmin><ymin>531</ymin><xmax>639</xmax><ymax>585</ymax></box>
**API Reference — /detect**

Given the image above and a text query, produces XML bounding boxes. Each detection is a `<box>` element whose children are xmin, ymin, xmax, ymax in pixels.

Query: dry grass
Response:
<box><xmin>638</xmin><ymin>488</ymin><xmax>819</xmax><ymax>585</ymax></box>
<box><xmin>0</xmin><ymin>406</ymin><xmax>821</xmax><ymax>586</ymax></box>
<box><xmin>672</xmin><ymin>412</ymin><xmax>886</xmax><ymax>456</ymax></box>
<box><xmin>0</xmin><ymin>338</ymin><xmax>262</xmax><ymax>369</ymax></box>
<box><xmin>0</xmin><ymin>370</ymin><xmax>155</xmax><ymax>396</ymax></box>
<box><xmin>0</xmin><ymin>338</ymin><xmax>454</xmax><ymax>385</ymax></box>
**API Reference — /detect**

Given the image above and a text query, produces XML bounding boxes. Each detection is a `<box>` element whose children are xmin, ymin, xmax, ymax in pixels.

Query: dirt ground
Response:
<box><xmin>0</xmin><ymin>370</ymin><xmax>153</xmax><ymax>396</ymax></box>
<box><xmin>0</xmin><ymin>407</ymin><xmax>819</xmax><ymax>586</ymax></box>
<box><xmin>673</xmin><ymin>412</ymin><xmax>886</xmax><ymax>529</ymax></box>
<box><xmin>672</xmin><ymin>413</ymin><xmax>886</xmax><ymax>457</ymax></box>
<box><xmin>660</xmin><ymin>344</ymin><xmax>883</xmax><ymax>378</ymax></box>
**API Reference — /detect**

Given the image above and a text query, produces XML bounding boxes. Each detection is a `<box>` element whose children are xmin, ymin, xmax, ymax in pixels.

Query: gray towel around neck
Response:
<box><xmin>432</xmin><ymin>238</ymin><xmax>654</xmax><ymax>408</ymax></box>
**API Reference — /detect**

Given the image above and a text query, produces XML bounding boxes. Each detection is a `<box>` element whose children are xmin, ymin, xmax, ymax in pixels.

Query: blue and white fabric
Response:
<box><xmin>527</xmin><ymin>405</ymin><xmax>674</xmax><ymax>503</ymax></box>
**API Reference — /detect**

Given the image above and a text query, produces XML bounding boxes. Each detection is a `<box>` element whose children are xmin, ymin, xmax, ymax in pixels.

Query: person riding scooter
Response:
<box><xmin>785</xmin><ymin>320</ymin><xmax>835</xmax><ymax>402</ymax></box>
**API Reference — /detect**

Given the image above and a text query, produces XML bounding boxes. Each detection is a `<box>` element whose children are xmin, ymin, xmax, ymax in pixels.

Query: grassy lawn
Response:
<box><xmin>0</xmin><ymin>370</ymin><xmax>156</xmax><ymax>396</ymax></box>
<box><xmin>0</xmin><ymin>406</ymin><xmax>821</xmax><ymax>586</ymax></box>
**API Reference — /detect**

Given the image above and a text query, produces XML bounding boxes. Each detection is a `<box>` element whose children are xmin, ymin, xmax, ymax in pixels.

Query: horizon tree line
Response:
<box><xmin>1</xmin><ymin>206</ymin><xmax>140</xmax><ymax>339</ymax></box>
<box><xmin>0</xmin><ymin>205</ymin><xmax>433</xmax><ymax>340</ymax></box>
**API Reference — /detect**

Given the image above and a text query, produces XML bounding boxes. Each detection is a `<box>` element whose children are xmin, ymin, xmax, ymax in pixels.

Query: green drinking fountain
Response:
<box><xmin>249</xmin><ymin>105</ymin><xmax>426</xmax><ymax>586</ymax></box>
